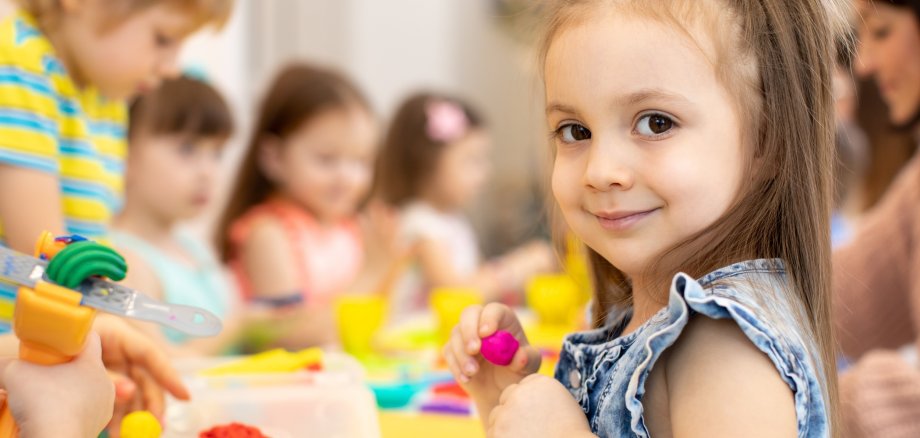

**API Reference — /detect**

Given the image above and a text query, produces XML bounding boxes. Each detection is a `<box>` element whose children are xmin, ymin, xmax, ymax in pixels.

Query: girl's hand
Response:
<box><xmin>488</xmin><ymin>374</ymin><xmax>594</xmax><ymax>438</ymax></box>
<box><xmin>443</xmin><ymin>303</ymin><xmax>541</xmax><ymax>423</ymax></box>
<box><xmin>2</xmin><ymin>332</ymin><xmax>115</xmax><ymax>438</ymax></box>
<box><xmin>93</xmin><ymin>315</ymin><xmax>189</xmax><ymax>437</ymax></box>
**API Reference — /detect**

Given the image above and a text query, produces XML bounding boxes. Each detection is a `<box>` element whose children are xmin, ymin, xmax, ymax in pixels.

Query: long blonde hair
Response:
<box><xmin>540</xmin><ymin>0</ymin><xmax>850</xmax><ymax>434</ymax></box>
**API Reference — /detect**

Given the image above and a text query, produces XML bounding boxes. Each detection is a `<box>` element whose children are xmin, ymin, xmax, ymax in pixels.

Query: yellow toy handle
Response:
<box><xmin>0</xmin><ymin>232</ymin><xmax>97</xmax><ymax>437</ymax></box>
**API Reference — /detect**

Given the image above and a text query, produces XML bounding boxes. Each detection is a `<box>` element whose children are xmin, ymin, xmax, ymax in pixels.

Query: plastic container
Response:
<box><xmin>164</xmin><ymin>352</ymin><xmax>380</xmax><ymax>438</ymax></box>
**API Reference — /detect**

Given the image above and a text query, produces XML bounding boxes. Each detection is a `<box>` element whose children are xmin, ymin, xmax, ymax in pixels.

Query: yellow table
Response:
<box><xmin>379</xmin><ymin>412</ymin><xmax>484</xmax><ymax>438</ymax></box>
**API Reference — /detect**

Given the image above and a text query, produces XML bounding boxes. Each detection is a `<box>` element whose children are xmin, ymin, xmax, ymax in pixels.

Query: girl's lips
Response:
<box><xmin>593</xmin><ymin>208</ymin><xmax>659</xmax><ymax>231</ymax></box>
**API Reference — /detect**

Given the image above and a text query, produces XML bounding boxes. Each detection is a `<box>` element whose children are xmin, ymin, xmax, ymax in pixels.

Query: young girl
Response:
<box><xmin>445</xmin><ymin>1</ymin><xmax>848</xmax><ymax>436</ymax></box>
<box><xmin>114</xmin><ymin>75</ymin><xmax>238</xmax><ymax>356</ymax></box>
<box><xmin>375</xmin><ymin>93</ymin><xmax>553</xmax><ymax>320</ymax></box>
<box><xmin>216</xmin><ymin>64</ymin><xmax>392</xmax><ymax>349</ymax></box>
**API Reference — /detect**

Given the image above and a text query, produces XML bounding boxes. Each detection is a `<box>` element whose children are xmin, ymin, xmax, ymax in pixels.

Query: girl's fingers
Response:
<box><xmin>443</xmin><ymin>345</ymin><xmax>468</xmax><ymax>384</ymax></box>
<box><xmin>449</xmin><ymin>326</ymin><xmax>479</xmax><ymax>378</ymax></box>
<box><xmin>507</xmin><ymin>345</ymin><xmax>542</xmax><ymax>375</ymax></box>
<box><xmin>478</xmin><ymin>303</ymin><xmax>521</xmax><ymax>340</ymax></box>
<box><xmin>458</xmin><ymin>304</ymin><xmax>484</xmax><ymax>354</ymax></box>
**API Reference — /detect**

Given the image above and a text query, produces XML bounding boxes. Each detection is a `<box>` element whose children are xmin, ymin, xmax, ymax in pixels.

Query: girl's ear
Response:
<box><xmin>257</xmin><ymin>134</ymin><xmax>285</xmax><ymax>185</ymax></box>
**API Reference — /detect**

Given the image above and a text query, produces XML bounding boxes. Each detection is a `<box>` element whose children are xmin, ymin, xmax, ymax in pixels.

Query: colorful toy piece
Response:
<box><xmin>480</xmin><ymin>330</ymin><xmax>520</xmax><ymax>366</ymax></box>
<box><xmin>199</xmin><ymin>423</ymin><xmax>268</xmax><ymax>438</ymax></box>
<box><xmin>200</xmin><ymin>348</ymin><xmax>323</xmax><ymax>376</ymax></box>
<box><xmin>120</xmin><ymin>411</ymin><xmax>162</xmax><ymax>438</ymax></box>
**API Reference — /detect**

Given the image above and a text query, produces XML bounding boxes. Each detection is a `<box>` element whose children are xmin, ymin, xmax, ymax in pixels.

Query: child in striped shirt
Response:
<box><xmin>0</xmin><ymin>0</ymin><xmax>232</xmax><ymax>434</ymax></box>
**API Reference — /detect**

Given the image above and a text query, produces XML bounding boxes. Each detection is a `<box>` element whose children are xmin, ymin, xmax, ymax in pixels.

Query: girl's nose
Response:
<box><xmin>583</xmin><ymin>139</ymin><xmax>635</xmax><ymax>192</ymax></box>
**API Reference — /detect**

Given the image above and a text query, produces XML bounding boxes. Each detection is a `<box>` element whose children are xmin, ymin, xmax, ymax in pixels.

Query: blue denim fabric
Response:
<box><xmin>555</xmin><ymin>259</ymin><xmax>828</xmax><ymax>437</ymax></box>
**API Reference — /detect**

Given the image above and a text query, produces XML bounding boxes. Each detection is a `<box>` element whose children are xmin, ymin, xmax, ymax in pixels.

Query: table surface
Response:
<box><xmin>379</xmin><ymin>411</ymin><xmax>484</xmax><ymax>438</ymax></box>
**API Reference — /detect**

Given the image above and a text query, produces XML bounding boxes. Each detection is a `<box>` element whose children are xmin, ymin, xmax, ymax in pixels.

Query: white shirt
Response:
<box><xmin>390</xmin><ymin>201</ymin><xmax>481</xmax><ymax>321</ymax></box>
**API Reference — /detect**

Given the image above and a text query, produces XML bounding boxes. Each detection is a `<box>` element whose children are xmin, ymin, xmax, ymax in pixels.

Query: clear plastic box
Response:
<box><xmin>163</xmin><ymin>352</ymin><xmax>380</xmax><ymax>438</ymax></box>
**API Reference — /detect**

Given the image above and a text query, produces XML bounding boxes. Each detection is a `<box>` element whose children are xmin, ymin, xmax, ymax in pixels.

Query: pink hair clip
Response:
<box><xmin>426</xmin><ymin>100</ymin><xmax>469</xmax><ymax>143</ymax></box>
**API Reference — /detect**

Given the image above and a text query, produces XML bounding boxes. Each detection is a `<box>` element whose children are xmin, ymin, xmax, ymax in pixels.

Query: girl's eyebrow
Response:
<box><xmin>619</xmin><ymin>88</ymin><xmax>690</xmax><ymax>106</ymax></box>
<box><xmin>545</xmin><ymin>102</ymin><xmax>578</xmax><ymax>116</ymax></box>
<box><xmin>546</xmin><ymin>88</ymin><xmax>692</xmax><ymax>116</ymax></box>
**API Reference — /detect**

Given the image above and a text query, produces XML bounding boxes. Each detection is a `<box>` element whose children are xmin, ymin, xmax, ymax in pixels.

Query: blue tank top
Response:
<box><xmin>112</xmin><ymin>230</ymin><xmax>230</xmax><ymax>343</ymax></box>
<box><xmin>555</xmin><ymin>259</ymin><xmax>829</xmax><ymax>437</ymax></box>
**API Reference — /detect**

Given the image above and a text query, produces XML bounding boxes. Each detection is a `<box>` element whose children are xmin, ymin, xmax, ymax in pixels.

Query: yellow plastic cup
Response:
<box><xmin>335</xmin><ymin>295</ymin><xmax>387</xmax><ymax>358</ymax></box>
<box><xmin>430</xmin><ymin>287</ymin><xmax>483</xmax><ymax>344</ymax></box>
<box><xmin>526</xmin><ymin>274</ymin><xmax>580</xmax><ymax>326</ymax></box>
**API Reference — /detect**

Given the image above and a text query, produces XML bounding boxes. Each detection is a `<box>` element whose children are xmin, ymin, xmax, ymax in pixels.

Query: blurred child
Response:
<box><xmin>0</xmin><ymin>0</ymin><xmax>232</xmax><ymax>251</ymax></box>
<box><xmin>444</xmin><ymin>0</ymin><xmax>846</xmax><ymax>435</ymax></box>
<box><xmin>216</xmin><ymin>64</ymin><xmax>394</xmax><ymax>349</ymax></box>
<box><xmin>0</xmin><ymin>0</ymin><xmax>232</xmax><ymax>430</ymax></box>
<box><xmin>375</xmin><ymin>93</ymin><xmax>553</xmax><ymax>320</ymax></box>
<box><xmin>114</xmin><ymin>75</ymin><xmax>239</xmax><ymax>356</ymax></box>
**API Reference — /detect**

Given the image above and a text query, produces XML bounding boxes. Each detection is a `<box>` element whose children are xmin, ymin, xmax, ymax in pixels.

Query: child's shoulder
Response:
<box><xmin>652</xmin><ymin>316</ymin><xmax>798</xmax><ymax>436</ymax></box>
<box><xmin>0</xmin><ymin>11</ymin><xmax>57</xmax><ymax>77</ymax></box>
<box><xmin>239</xmin><ymin>214</ymin><xmax>291</xmax><ymax>256</ymax></box>
<box><xmin>646</xmin><ymin>265</ymin><xmax>827</xmax><ymax>435</ymax></box>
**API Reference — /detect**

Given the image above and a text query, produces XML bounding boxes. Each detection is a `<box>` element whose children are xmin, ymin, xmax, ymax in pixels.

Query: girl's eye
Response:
<box><xmin>315</xmin><ymin>153</ymin><xmax>338</xmax><ymax>165</ymax></box>
<box><xmin>556</xmin><ymin>123</ymin><xmax>592</xmax><ymax>143</ymax></box>
<box><xmin>154</xmin><ymin>32</ymin><xmax>174</xmax><ymax>48</ymax></box>
<box><xmin>635</xmin><ymin>113</ymin><xmax>675</xmax><ymax>137</ymax></box>
<box><xmin>871</xmin><ymin>26</ymin><xmax>891</xmax><ymax>40</ymax></box>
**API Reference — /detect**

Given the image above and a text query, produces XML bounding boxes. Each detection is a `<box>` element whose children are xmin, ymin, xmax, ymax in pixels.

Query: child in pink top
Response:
<box><xmin>228</xmin><ymin>196</ymin><xmax>363</xmax><ymax>307</ymax></box>
<box><xmin>216</xmin><ymin>64</ymin><xmax>393</xmax><ymax>349</ymax></box>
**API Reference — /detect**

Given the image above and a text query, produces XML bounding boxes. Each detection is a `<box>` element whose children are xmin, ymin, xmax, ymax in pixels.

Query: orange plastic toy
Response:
<box><xmin>0</xmin><ymin>232</ymin><xmax>100</xmax><ymax>437</ymax></box>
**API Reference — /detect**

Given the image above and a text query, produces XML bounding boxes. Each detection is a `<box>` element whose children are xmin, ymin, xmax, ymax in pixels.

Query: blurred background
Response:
<box><xmin>114</xmin><ymin>0</ymin><xmax>552</xmax><ymax>257</ymax></box>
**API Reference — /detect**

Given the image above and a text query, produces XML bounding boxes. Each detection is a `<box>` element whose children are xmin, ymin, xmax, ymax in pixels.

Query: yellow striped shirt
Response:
<box><xmin>0</xmin><ymin>10</ymin><xmax>127</xmax><ymax>246</ymax></box>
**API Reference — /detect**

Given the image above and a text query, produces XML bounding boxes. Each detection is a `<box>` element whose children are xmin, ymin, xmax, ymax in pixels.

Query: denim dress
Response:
<box><xmin>555</xmin><ymin>259</ymin><xmax>828</xmax><ymax>437</ymax></box>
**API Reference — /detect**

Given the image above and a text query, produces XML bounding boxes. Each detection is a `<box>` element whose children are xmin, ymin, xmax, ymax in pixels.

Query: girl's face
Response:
<box><xmin>262</xmin><ymin>107</ymin><xmax>378</xmax><ymax>222</ymax></box>
<box><xmin>855</xmin><ymin>1</ymin><xmax>920</xmax><ymax>125</ymax></box>
<box><xmin>546</xmin><ymin>12</ymin><xmax>746</xmax><ymax>278</ymax></box>
<box><xmin>426</xmin><ymin>129</ymin><xmax>492</xmax><ymax>210</ymax></box>
<box><xmin>126</xmin><ymin>134</ymin><xmax>224</xmax><ymax>221</ymax></box>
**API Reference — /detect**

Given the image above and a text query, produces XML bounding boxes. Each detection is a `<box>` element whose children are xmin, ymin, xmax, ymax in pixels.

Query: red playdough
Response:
<box><xmin>480</xmin><ymin>330</ymin><xmax>520</xmax><ymax>366</ymax></box>
<box><xmin>199</xmin><ymin>423</ymin><xmax>267</xmax><ymax>438</ymax></box>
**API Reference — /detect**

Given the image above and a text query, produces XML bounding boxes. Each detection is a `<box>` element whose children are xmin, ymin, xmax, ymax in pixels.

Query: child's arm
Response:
<box><xmin>661</xmin><ymin>317</ymin><xmax>797</xmax><ymax>437</ymax></box>
<box><xmin>0</xmin><ymin>165</ymin><xmax>66</xmax><ymax>253</ymax></box>
<box><xmin>349</xmin><ymin>200</ymin><xmax>415</xmax><ymax>295</ymax></box>
<box><xmin>1</xmin><ymin>332</ymin><xmax>114</xmax><ymax>438</ymax></box>
<box><xmin>240</xmin><ymin>217</ymin><xmax>335</xmax><ymax>347</ymax></box>
<box><xmin>443</xmin><ymin>303</ymin><xmax>542</xmax><ymax>428</ymax></box>
<box><xmin>242</xmin><ymin>217</ymin><xmax>304</xmax><ymax>303</ymax></box>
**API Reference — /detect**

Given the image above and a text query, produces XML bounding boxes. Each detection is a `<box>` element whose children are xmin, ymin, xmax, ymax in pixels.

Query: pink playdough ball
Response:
<box><xmin>480</xmin><ymin>330</ymin><xmax>520</xmax><ymax>366</ymax></box>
